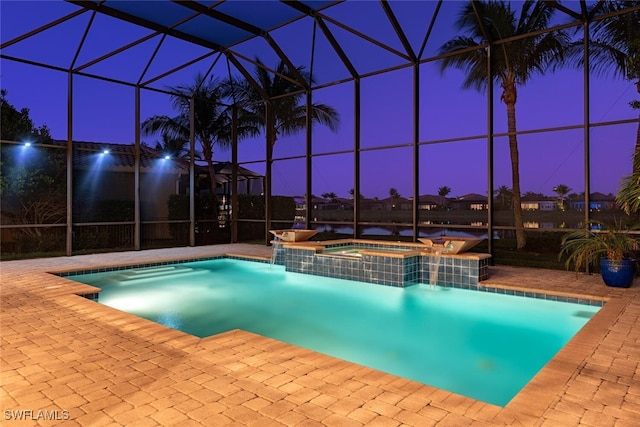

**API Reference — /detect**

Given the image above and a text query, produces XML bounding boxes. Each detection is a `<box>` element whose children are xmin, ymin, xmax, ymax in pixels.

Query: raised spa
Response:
<box><xmin>272</xmin><ymin>238</ymin><xmax>490</xmax><ymax>288</ymax></box>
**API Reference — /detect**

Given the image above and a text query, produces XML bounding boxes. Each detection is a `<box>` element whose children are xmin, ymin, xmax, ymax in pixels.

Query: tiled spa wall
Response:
<box><xmin>279</xmin><ymin>245</ymin><xmax>489</xmax><ymax>288</ymax></box>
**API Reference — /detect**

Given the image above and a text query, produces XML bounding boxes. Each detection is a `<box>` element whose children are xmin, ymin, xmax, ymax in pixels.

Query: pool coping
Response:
<box><xmin>48</xmin><ymin>257</ymin><xmax>621</xmax><ymax>381</ymax></box>
<box><xmin>2</xmin><ymin>244</ymin><xmax>638</xmax><ymax>426</ymax></box>
<box><xmin>52</xmin><ymin>254</ymin><xmax>614</xmax><ymax>413</ymax></box>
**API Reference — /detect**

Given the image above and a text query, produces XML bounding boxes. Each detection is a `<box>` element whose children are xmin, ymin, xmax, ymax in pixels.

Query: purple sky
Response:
<box><xmin>1</xmin><ymin>1</ymin><xmax>637</xmax><ymax>200</ymax></box>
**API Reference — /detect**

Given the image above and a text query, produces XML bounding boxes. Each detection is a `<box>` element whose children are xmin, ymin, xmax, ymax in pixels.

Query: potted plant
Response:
<box><xmin>559</xmin><ymin>221</ymin><xmax>638</xmax><ymax>288</ymax></box>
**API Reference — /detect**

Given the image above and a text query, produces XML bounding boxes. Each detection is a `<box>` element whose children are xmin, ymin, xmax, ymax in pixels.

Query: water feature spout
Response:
<box><xmin>269</xmin><ymin>229</ymin><xmax>317</xmax><ymax>242</ymax></box>
<box><xmin>418</xmin><ymin>237</ymin><xmax>483</xmax><ymax>254</ymax></box>
<box><xmin>429</xmin><ymin>249</ymin><xmax>442</xmax><ymax>289</ymax></box>
<box><xmin>270</xmin><ymin>237</ymin><xmax>282</xmax><ymax>268</ymax></box>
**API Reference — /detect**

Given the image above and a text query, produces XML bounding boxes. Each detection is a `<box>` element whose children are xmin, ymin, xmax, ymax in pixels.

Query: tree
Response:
<box><xmin>225</xmin><ymin>59</ymin><xmax>340</xmax><ymax>159</ymax></box>
<box><xmin>523</xmin><ymin>191</ymin><xmax>546</xmax><ymax>199</ymax></box>
<box><xmin>321</xmin><ymin>192</ymin><xmax>337</xmax><ymax>201</ymax></box>
<box><xmin>224</xmin><ymin>59</ymin><xmax>339</xmax><ymax>233</ymax></box>
<box><xmin>141</xmin><ymin>73</ymin><xmax>257</xmax><ymax>220</ymax></box>
<box><xmin>347</xmin><ymin>188</ymin><xmax>365</xmax><ymax>200</ymax></box>
<box><xmin>0</xmin><ymin>91</ymin><xmax>65</xmax><ymax>251</ymax></box>
<box><xmin>438</xmin><ymin>1</ymin><xmax>569</xmax><ymax>249</ymax></box>
<box><xmin>553</xmin><ymin>184</ymin><xmax>572</xmax><ymax>211</ymax></box>
<box><xmin>438</xmin><ymin>186</ymin><xmax>451</xmax><ymax>209</ymax></box>
<box><xmin>389</xmin><ymin>188</ymin><xmax>401</xmax><ymax>198</ymax></box>
<box><xmin>566</xmin><ymin>1</ymin><xmax>640</xmax><ymax>171</ymax></box>
<box><xmin>152</xmin><ymin>133</ymin><xmax>192</xmax><ymax>160</ymax></box>
<box><xmin>0</xmin><ymin>89</ymin><xmax>51</xmax><ymax>142</ymax></box>
<box><xmin>494</xmin><ymin>185</ymin><xmax>513</xmax><ymax>210</ymax></box>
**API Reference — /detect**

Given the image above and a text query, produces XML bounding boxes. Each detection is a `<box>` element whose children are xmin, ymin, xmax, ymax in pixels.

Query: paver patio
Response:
<box><xmin>1</xmin><ymin>244</ymin><xmax>639</xmax><ymax>426</ymax></box>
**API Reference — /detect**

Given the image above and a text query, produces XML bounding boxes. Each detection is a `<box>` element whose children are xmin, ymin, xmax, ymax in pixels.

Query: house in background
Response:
<box><xmin>569</xmin><ymin>192</ymin><xmax>617</xmax><ymax>211</ymax></box>
<box><xmin>360</xmin><ymin>198</ymin><xmax>386</xmax><ymax>211</ymax></box>
<box><xmin>382</xmin><ymin>196</ymin><xmax>412</xmax><ymax>211</ymax></box>
<box><xmin>69</xmin><ymin>141</ymin><xmax>263</xmax><ymax>229</ymax></box>
<box><xmin>311</xmin><ymin>197</ymin><xmax>353</xmax><ymax>211</ymax></box>
<box><xmin>450</xmin><ymin>193</ymin><xmax>488</xmax><ymax>211</ymax></box>
<box><xmin>415</xmin><ymin>194</ymin><xmax>442</xmax><ymax>211</ymax></box>
<box><xmin>71</xmin><ymin>141</ymin><xmax>187</xmax><ymax>224</ymax></box>
<box><xmin>520</xmin><ymin>194</ymin><xmax>558</xmax><ymax>211</ymax></box>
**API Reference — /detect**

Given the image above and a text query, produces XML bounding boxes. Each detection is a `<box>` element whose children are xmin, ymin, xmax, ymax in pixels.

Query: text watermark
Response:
<box><xmin>4</xmin><ymin>409</ymin><xmax>70</xmax><ymax>421</ymax></box>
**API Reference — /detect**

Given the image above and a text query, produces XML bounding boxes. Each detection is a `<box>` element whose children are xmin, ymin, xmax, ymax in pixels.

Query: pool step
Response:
<box><xmin>111</xmin><ymin>266</ymin><xmax>206</xmax><ymax>282</ymax></box>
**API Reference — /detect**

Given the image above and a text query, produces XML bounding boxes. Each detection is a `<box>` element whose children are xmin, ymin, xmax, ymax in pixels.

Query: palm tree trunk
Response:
<box><xmin>265</xmin><ymin>109</ymin><xmax>276</xmax><ymax>242</ymax></box>
<box><xmin>503</xmin><ymin>80</ymin><xmax>526</xmax><ymax>249</ymax></box>
<box><xmin>203</xmin><ymin>143</ymin><xmax>219</xmax><ymax>225</ymax></box>
<box><xmin>631</xmin><ymin>76</ymin><xmax>640</xmax><ymax>174</ymax></box>
<box><xmin>634</xmin><ymin>110</ymin><xmax>640</xmax><ymax>173</ymax></box>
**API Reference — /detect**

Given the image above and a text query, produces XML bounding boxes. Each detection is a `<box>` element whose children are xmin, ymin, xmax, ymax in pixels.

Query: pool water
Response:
<box><xmin>68</xmin><ymin>258</ymin><xmax>600</xmax><ymax>406</ymax></box>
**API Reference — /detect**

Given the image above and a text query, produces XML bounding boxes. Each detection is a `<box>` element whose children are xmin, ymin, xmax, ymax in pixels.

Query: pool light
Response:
<box><xmin>101</xmin><ymin>149</ymin><xmax>110</xmax><ymax>155</ymax></box>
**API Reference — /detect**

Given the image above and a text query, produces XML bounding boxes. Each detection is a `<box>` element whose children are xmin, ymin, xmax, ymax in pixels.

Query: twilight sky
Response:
<box><xmin>1</xmin><ymin>1</ymin><xmax>637</xmax><ymax>200</ymax></box>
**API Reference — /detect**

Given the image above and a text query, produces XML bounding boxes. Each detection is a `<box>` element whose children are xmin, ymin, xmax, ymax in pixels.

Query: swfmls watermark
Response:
<box><xmin>3</xmin><ymin>409</ymin><xmax>70</xmax><ymax>421</ymax></box>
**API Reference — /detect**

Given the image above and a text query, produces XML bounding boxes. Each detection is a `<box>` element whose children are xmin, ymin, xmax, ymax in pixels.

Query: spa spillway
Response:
<box><xmin>269</xmin><ymin>229</ymin><xmax>318</xmax><ymax>242</ymax></box>
<box><xmin>418</xmin><ymin>236</ymin><xmax>483</xmax><ymax>254</ymax></box>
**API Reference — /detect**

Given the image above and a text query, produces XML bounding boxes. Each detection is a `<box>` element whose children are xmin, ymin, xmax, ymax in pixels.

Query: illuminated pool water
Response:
<box><xmin>66</xmin><ymin>258</ymin><xmax>600</xmax><ymax>406</ymax></box>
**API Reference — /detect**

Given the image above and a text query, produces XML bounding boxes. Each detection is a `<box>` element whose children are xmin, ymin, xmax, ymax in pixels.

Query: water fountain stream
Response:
<box><xmin>270</xmin><ymin>237</ymin><xmax>281</xmax><ymax>268</ymax></box>
<box><xmin>429</xmin><ymin>249</ymin><xmax>442</xmax><ymax>289</ymax></box>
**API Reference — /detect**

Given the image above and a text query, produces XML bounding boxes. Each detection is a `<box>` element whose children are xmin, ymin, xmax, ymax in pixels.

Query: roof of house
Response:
<box><xmin>590</xmin><ymin>192</ymin><xmax>616</xmax><ymax>201</ymax></box>
<box><xmin>54</xmin><ymin>141</ymin><xmax>263</xmax><ymax>181</ymax></box>
<box><xmin>416</xmin><ymin>194</ymin><xmax>443</xmax><ymax>204</ymax></box>
<box><xmin>454</xmin><ymin>193</ymin><xmax>488</xmax><ymax>202</ymax></box>
<box><xmin>58</xmin><ymin>140</ymin><xmax>189</xmax><ymax>172</ymax></box>
<box><xmin>214</xmin><ymin>162</ymin><xmax>265</xmax><ymax>182</ymax></box>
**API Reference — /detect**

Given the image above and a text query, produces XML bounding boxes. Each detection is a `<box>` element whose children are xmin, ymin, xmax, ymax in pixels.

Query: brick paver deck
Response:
<box><xmin>1</xmin><ymin>244</ymin><xmax>638</xmax><ymax>426</ymax></box>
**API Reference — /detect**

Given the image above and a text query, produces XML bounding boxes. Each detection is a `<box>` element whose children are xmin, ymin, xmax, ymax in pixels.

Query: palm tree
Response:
<box><xmin>152</xmin><ymin>133</ymin><xmax>191</xmax><ymax>160</ymax></box>
<box><xmin>553</xmin><ymin>184</ymin><xmax>572</xmax><ymax>211</ymax></box>
<box><xmin>225</xmin><ymin>58</ymin><xmax>340</xmax><ymax>160</ymax></box>
<box><xmin>141</xmin><ymin>73</ymin><xmax>257</xmax><ymax>219</ymax></box>
<box><xmin>566</xmin><ymin>1</ymin><xmax>640</xmax><ymax>170</ymax></box>
<box><xmin>494</xmin><ymin>185</ymin><xmax>513</xmax><ymax>210</ymax></box>
<box><xmin>438</xmin><ymin>186</ymin><xmax>451</xmax><ymax>210</ymax></box>
<box><xmin>225</xmin><ymin>59</ymin><xmax>339</xmax><ymax>232</ymax></box>
<box><xmin>438</xmin><ymin>1</ymin><xmax>569</xmax><ymax>249</ymax></box>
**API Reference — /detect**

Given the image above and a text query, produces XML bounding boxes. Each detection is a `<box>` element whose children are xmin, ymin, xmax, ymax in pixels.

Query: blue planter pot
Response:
<box><xmin>600</xmin><ymin>258</ymin><xmax>636</xmax><ymax>288</ymax></box>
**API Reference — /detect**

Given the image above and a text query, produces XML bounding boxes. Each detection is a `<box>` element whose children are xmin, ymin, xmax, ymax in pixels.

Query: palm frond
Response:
<box><xmin>565</xmin><ymin>1</ymin><xmax>640</xmax><ymax>80</ymax></box>
<box><xmin>439</xmin><ymin>1</ymin><xmax>570</xmax><ymax>90</ymax></box>
<box><xmin>559</xmin><ymin>221</ymin><xmax>640</xmax><ymax>273</ymax></box>
<box><xmin>224</xmin><ymin>57</ymin><xmax>340</xmax><ymax>148</ymax></box>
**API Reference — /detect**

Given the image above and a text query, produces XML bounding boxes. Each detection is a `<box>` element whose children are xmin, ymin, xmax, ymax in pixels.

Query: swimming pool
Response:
<box><xmin>65</xmin><ymin>257</ymin><xmax>601</xmax><ymax>406</ymax></box>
